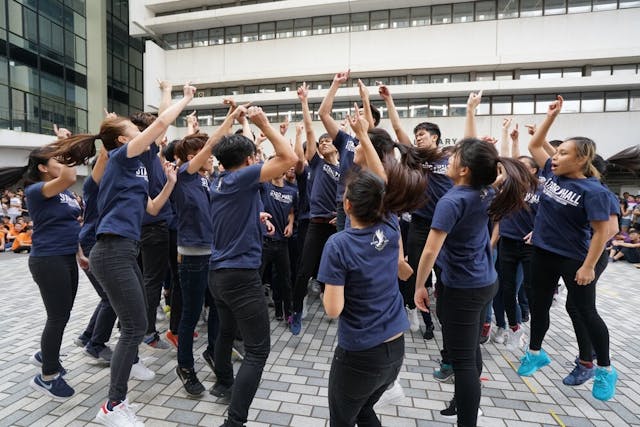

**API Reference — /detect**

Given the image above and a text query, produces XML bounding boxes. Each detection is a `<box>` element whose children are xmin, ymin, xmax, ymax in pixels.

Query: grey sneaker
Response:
<box><xmin>83</xmin><ymin>345</ymin><xmax>113</xmax><ymax>364</ymax></box>
<box><xmin>144</xmin><ymin>332</ymin><xmax>171</xmax><ymax>349</ymax></box>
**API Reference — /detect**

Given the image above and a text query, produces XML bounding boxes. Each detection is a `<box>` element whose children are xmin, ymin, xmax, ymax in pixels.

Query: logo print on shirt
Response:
<box><xmin>136</xmin><ymin>165</ymin><xmax>148</xmax><ymax>182</ymax></box>
<box><xmin>322</xmin><ymin>164</ymin><xmax>340</xmax><ymax>182</ymax></box>
<box><xmin>543</xmin><ymin>179</ymin><xmax>582</xmax><ymax>207</ymax></box>
<box><xmin>346</xmin><ymin>140</ymin><xmax>356</xmax><ymax>153</ymax></box>
<box><xmin>58</xmin><ymin>193</ymin><xmax>80</xmax><ymax>209</ymax></box>
<box><xmin>428</xmin><ymin>163</ymin><xmax>448</xmax><ymax>175</ymax></box>
<box><xmin>200</xmin><ymin>177</ymin><xmax>209</xmax><ymax>188</ymax></box>
<box><xmin>371</xmin><ymin>229</ymin><xmax>389</xmax><ymax>251</ymax></box>
<box><xmin>270</xmin><ymin>189</ymin><xmax>294</xmax><ymax>204</ymax></box>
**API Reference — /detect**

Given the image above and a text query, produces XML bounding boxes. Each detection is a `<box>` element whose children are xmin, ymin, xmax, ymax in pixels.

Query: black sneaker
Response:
<box><xmin>440</xmin><ymin>398</ymin><xmax>457</xmax><ymax>418</ymax></box>
<box><xmin>176</xmin><ymin>366</ymin><xmax>205</xmax><ymax>397</ymax></box>
<box><xmin>521</xmin><ymin>310</ymin><xmax>530</xmax><ymax>323</ymax></box>
<box><xmin>210</xmin><ymin>382</ymin><xmax>233</xmax><ymax>401</ymax></box>
<box><xmin>274</xmin><ymin>302</ymin><xmax>284</xmax><ymax>321</ymax></box>
<box><xmin>423</xmin><ymin>325</ymin><xmax>435</xmax><ymax>340</ymax></box>
<box><xmin>202</xmin><ymin>349</ymin><xmax>215</xmax><ymax>372</ymax></box>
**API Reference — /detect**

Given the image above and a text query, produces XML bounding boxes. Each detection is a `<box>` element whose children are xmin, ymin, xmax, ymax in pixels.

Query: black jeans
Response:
<box><xmin>168</xmin><ymin>229</ymin><xmax>181</xmax><ymax>334</ymax></box>
<box><xmin>405</xmin><ymin>216</ymin><xmax>436</xmax><ymax>327</ymax></box>
<box><xmin>90</xmin><ymin>235</ymin><xmax>147</xmax><ymax>401</ymax></box>
<box><xmin>260</xmin><ymin>238</ymin><xmax>292</xmax><ymax>316</ymax></box>
<box><xmin>140</xmin><ymin>221</ymin><xmax>170</xmax><ymax>335</ymax></box>
<box><xmin>29</xmin><ymin>254</ymin><xmax>78</xmax><ymax>376</ymax></box>
<box><xmin>530</xmin><ymin>247</ymin><xmax>610</xmax><ymax>365</ymax></box>
<box><xmin>329</xmin><ymin>335</ymin><xmax>404</xmax><ymax>427</ymax></box>
<box><xmin>336</xmin><ymin>201</ymin><xmax>346</xmax><ymax>232</ymax></box>
<box><xmin>292</xmin><ymin>221</ymin><xmax>336</xmax><ymax>313</ymax></box>
<box><xmin>498</xmin><ymin>237</ymin><xmax>533</xmax><ymax>328</ymax></box>
<box><xmin>79</xmin><ymin>243</ymin><xmax>117</xmax><ymax>349</ymax></box>
<box><xmin>209</xmin><ymin>269</ymin><xmax>270</xmax><ymax>426</ymax></box>
<box><xmin>441</xmin><ymin>282</ymin><xmax>498</xmax><ymax>427</ymax></box>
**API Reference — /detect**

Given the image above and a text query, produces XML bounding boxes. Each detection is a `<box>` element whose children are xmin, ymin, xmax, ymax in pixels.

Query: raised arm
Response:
<box><xmin>249</xmin><ymin>107</ymin><xmax>297</xmax><ymax>182</ymax></box>
<box><xmin>147</xmin><ymin>161</ymin><xmax>177</xmax><ymax>215</ymax></box>
<box><xmin>186</xmin><ymin>111</ymin><xmax>199</xmax><ymax>135</ymax></box>
<box><xmin>127</xmin><ymin>83</ymin><xmax>195</xmax><ymax>158</ymax></box>
<box><xmin>510</xmin><ymin>123</ymin><xmax>520</xmax><ymax>158</ymax></box>
<box><xmin>157</xmin><ymin>79</ymin><xmax>172</xmax><ymax>115</ymax></box>
<box><xmin>186</xmin><ymin>108</ymin><xmax>241</xmax><ymax>174</ymax></box>
<box><xmin>528</xmin><ymin>95</ymin><xmax>563</xmax><ymax>168</ymax></box>
<box><xmin>297</xmin><ymin>83</ymin><xmax>317</xmax><ymax>162</ymax></box>
<box><xmin>41</xmin><ymin>164</ymin><xmax>77</xmax><ymax>198</ymax></box>
<box><xmin>91</xmin><ymin>147</ymin><xmax>109</xmax><ymax>184</ymax></box>
<box><xmin>464</xmin><ymin>90</ymin><xmax>483</xmax><ymax>139</ymax></box>
<box><xmin>357</xmin><ymin>79</ymin><xmax>374</xmax><ymax>130</ymax></box>
<box><xmin>378</xmin><ymin>83</ymin><xmax>412</xmax><ymax>146</ymax></box>
<box><xmin>318</xmin><ymin>70</ymin><xmax>350</xmax><ymax>139</ymax></box>
<box><xmin>500</xmin><ymin>118</ymin><xmax>512</xmax><ymax>157</ymax></box>
<box><xmin>294</xmin><ymin>122</ymin><xmax>306</xmax><ymax>174</ymax></box>
<box><xmin>348</xmin><ymin>104</ymin><xmax>386</xmax><ymax>183</ymax></box>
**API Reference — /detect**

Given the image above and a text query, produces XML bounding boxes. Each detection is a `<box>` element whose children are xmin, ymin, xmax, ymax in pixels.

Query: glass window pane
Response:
<box><xmin>476</xmin><ymin>71</ymin><xmax>494</xmax><ymax>81</ymax></box>
<box><xmin>567</xmin><ymin>0</ymin><xmax>591</xmax><ymax>13</ymax></box>
<box><xmin>259</xmin><ymin>22</ymin><xmax>275</xmax><ymax>40</ymax></box>
<box><xmin>371</xmin><ymin>10</ymin><xmax>389</xmax><ymax>30</ymax></box>
<box><xmin>476</xmin><ymin>0</ymin><xmax>497</xmax><ymax>20</ymax></box>
<box><xmin>0</xmin><ymin>57</ymin><xmax>7</xmax><ymax>85</ymax></box>
<box><xmin>165</xmin><ymin>33</ymin><xmax>177</xmax><ymax>49</ymax></box>
<box><xmin>521</xmin><ymin>0</ymin><xmax>543</xmax><ymax>17</ymax></box>
<box><xmin>412</xmin><ymin>75</ymin><xmax>429</xmax><ymax>84</ymax></box>
<box><xmin>432</xmin><ymin>4</ymin><xmax>452</xmax><ymax>24</ymax></box>
<box><xmin>453</xmin><ymin>2</ymin><xmax>474</xmax><ymax>23</ymax></box>
<box><xmin>535</xmin><ymin>94</ymin><xmax>556</xmax><ymax>113</ymax></box>
<box><xmin>513</xmin><ymin>95</ymin><xmax>534</xmax><ymax>114</ymax></box>
<box><xmin>495</xmin><ymin>71</ymin><xmax>513</xmax><ymax>80</ymax></box>
<box><xmin>242</xmin><ymin>24</ymin><xmax>258</xmax><ymax>42</ymax></box>
<box><xmin>9</xmin><ymin>60</ymin><xmax>39</xmax><ymax>93</ymax></box>
<box><xmin>612</xmin><ymin>64</ymin><xmax>637</xmax><ymax>75</ymax></box>
<box><xmin>193</xmin><ymin>29</ymin><xmax>208</xmax><ymax>47</ymax></box>
<box><xmin>276</xmin><ymin>20</ymin><xmax>293</xmax><ymax>39</ymax></box>
<box><xmin>605</xmin><ymin>91</ymin><xmax>628</xmax><ymax>111</ymax></box>
<box><xmin>592</xmin><ymin>0</ymin><xmax>617</xmax><ymax>10</ymax></box>
<box><xmin>210</xmin><ymin>28</ymin><xmax>224</xmax><ymax>45</ymax></box>
<box><xmin>520</xmin><ymin>69</ymin><xmax>539</xmax><ymax>79</ymax></box>
<box><xmin>630</xmin><ymin>90</ymin><xmax>640</xmax><ymax>111</ymax></box>
<box><xmin>410</xmin><ymin>6</ymin><xmax>430</xmax><ymax>26</ymax></box>
<box><xmin>450</xmin><ymin>97</ymin><xmax>468</xmax><ymax>116</ymax></box>
<box><xmin>75</xmin><ymin>36</ymin><xmax>86</xmax><ymax>65</ymax></box>
<box><xmin>492</xmin><ymin>95</ymin><xmax>512</xmax><ymax>114</ymax></box>
<box><xmin>331</xmin><ymin>102</ymin><xmax>351</xmax><ymax>121</ymax></box>
<box><xmin>277</xmin><ymin>83</ymin><xmax>291</xmax><ymax>92</ymax></box>
<box><xmin>563</xmin><ymin>67</ymin><xmax>582</xmax><ymax>77</ymax></box>
<box><xmin>498</xmin><ymin>0</ymin><xmax>520</xmax><ymax>18</ymax></box>
<box><xmin>544</xmin><ymin>0</ymin><xmax>566</xmax><ymax>15</ymax></box>
<box><xmin>394</xmin><ymin>99</ymin><xmax>409</xmax><ymax>118</ymax></box>
<box><xmin>225</xmin><ymin>87</ymin><xmax>241</xmax><ymax>96</ymax></box>
<box><xmin>562</xmin><ymin>93</ymin><xmax>580</xmax><ymax>113</ymax></box>
<box><xmin>591</xmin><ymin>66</ymin><xmax>611</xmax><ymax>76</ymax></box>
<box><xmin>351</xmin><ymin>12</ymin><xmax>369</xmax><ymax>31</ymax></box>
<box><xmin>476</xmin><ymin>101</ymin><xmax>490</xmax><ymax>115</ymax></box>
<box><xmin>451</xmin><ymin>73</ymin><xmax>470</xmax><ymax>82</ymax></box>
<box><xmin>409</xmin><ymin>99</ymin><xmax>429</xmax><ymax>117</ymax></box>
<box><xmin>178</xmin><ymin>31</ymin><xmax>192</xmax><ymax>49</ymax></box>
<box><xmin>430</xmin><ymin>74</ymin><xmax>450</xmax><ymax>83</ymax></box>
<box><xmin>331</xmin><ymin>14</ymin><xmax>349</xmax><ymax>33</ymax></box>
<box><xmin>387</xmin><ymin>76</ymin><xmax>407</xmax><ymax>85</ymax></box>
<box><xmin>430</xmin><ymin>98</ymin><xmax>448</xmax><ymax>117</ymax></box>
<box><xmin>620</xmin><ymin>0</ymin><xmax>640</xmax><ymax>8</ymax></box>
<box><xmin>581</xmin><ymin>92</ymin><xmax>604</xmax><ymax>112</ymax></box>
<box><xmin>225</xmin><ymin>26</ymin><xmax>241</xmax><ymax>44</ymax></box>
<box><xmin>390</xmin><ymin>8</ymin><xmax>410</xmax><ymax>28</ymax></box>
<box><xmin>540</xmin><ymin>68</ymin><xmax>562</xmax><ymax>79</ymax></box>
<box><xmin>294</xmin><ymin>18</ymin><xmax>312</xmax><ymax>37</ymax></box>
<box><xmin>313</xmin><ymin>16</ymin><xmax>330</xmax><ymax>35</ymax></box>
<box><xmin>259</xmin><ymin>84</ymin><xmax>276</xmax><ymax>94</ymax></box>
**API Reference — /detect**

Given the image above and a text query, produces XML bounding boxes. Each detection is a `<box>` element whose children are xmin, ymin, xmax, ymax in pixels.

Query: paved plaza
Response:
<box><xmin>0</xmin><ymin>253</ymin><xmax>639</xmax><ymax>427</ymax></box>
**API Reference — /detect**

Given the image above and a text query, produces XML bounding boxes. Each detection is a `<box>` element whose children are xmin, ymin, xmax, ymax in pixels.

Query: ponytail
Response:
<box><xmin>488</xmin><ymin>157</ymin><xmax>539</xmax><ymax>222</ymax></box>
<box><xmin>0</xmin><ymin>166</ymin><xmax>29</xmax><ymax>189</ymax></box>
<box><xmin>344</xmin><ymin>170</ymin><xmax>385</xmax><ymax>225</ymax></box>
<box><xmin>0</xmin><ymin>145</ymin><xmax>59</xmax><ymax>188</ymax></box>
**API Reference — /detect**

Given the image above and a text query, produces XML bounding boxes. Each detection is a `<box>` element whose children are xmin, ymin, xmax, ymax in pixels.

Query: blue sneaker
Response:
<box><xmin>563</xmin><ymin>359</ymin><xmax>595</xmax><ymax>385</ymax></box>
<box><xmin>30</xmin><ymin>374</ymin><xmax>74</xmax><ymax>400</ymax></box>
<box><xmin>517</xmin><ymin>349</ymin><xmax>551</xmax><ymax>376</ymax></box>
<box><xmin>289</xmin><ymin>312</ymin><xmax>302</xmax><ymax>336</ymax></box>
<box><xmin>29</xmin><ymin>351</ymin><xmax>67</xmax><ymax>377</ymax></box>
<box><xmin>592</xmin><ymin>366</ymin><xmax>617</xmax><ymax>401</ymax></box>
<box><xmin>433</xmin><ymin>362</ymin><xmax>454</xmax><ymax>383</ymax></box>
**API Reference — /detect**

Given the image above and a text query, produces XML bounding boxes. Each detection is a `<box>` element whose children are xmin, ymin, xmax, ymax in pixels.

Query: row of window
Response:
<box><xmin>170</xmin><ymin>64</ymin><xmax>640</xmax><ymax>99</ymax></box>
<box><xmin>156</xmin><ymin>0</ymin><xmax>281</xmax><ymax>17</ymax></box>
<box><xmin>174</xmin><ymin>91</ymin><xmax>640</xmax><ymax>127</ymax></box>
<box><xmin>162</xmin><ymin>0</ymin><xmax>640</xmax><ymax>49</ymax></box>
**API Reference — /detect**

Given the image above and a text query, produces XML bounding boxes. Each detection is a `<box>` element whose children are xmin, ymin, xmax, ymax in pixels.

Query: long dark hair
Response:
<box><xmin>366</xmin><ymin>128</ymin><xmax>444</xmax><ymax>214</ymax></box>
<box><xmin>455</xmin><ymin>138</ymin><xmax>538</xmax><ymax>221</ymax></box>
<box><xmin>0</xmin><ymin>145</ymin><xmax>58</xmax><ymax>188</ymax></box>
<box><xmin>344</xmin><ymin>170</ymin><xmax>386</xmax><ymax>225</ymax></box>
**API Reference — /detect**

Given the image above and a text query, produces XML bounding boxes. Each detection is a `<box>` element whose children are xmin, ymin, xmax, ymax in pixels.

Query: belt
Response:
<box><xmin>310</xmin><ymin>217</ymin><xmax>334</xmax><ymax>224</ymax></box>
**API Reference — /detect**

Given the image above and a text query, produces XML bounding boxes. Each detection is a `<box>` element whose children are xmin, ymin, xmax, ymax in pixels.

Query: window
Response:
<box><xmin>242</xmin><ymin>24</ymin><xmax>258</xmax><ymax>42</ymax></box>
<box><xmin>612</xmin><ymin>64</ymin><xmax>637</xmax><ymax>75</ymax></box>
<box><xmin>276</xmin><ymin>20</ymin><xmax>293</xmax><ymax>38</ymax></box>
<box><xmin>331</xmin><ymin>14</ymin><xmax>349</xmax><ymax>33</ymax></box>
<box><xmin>177</xmin><ymin>31</ymin><xmax>192</xmax><ymax>48</ymax></box>
<box><xmin>430</xmin><ymin>98</ymin><xmax>448</xmax><ymax>116</ymax></box>
<box><xmin>520</xmin><ymin>0</ymin><xmax>543</xmax><ymax>17</ymax></box>
<box><xmin>259</xmin><ymin>22</ymin><xmax>275</xmax><ymax>40</ymax></box>
<box><xmin>567</xmin><ymin>0</ymin><xmax>591</xmax><ymax>13</ymax></box>
<box><xmin>278</xmin><ymin>104</ymin><xmax>299</xmax><ymax>122</ymax></box>
<box><xmin>412</xmin><ymin>75</ymin><xmax>429</xmax><ymax>84</ymax></box>
<box><xmin>513</xmin><ymin>95</ymin><xmax>534</xmax><ymax>114</ymax></box>
<box><xmin>492</xmin><ymin>96</ymin><xmax>512</xmax><ymax>114</ymax></box>
<box><xmin>581</xmin><ymin>92</ymin><xmax>604</xmax><ymax>112</ymax></box>
<box><xmin>535</xmin><ymin>94</ymin><xmax>556</xmax><ymax>113</ymax></box>
<box><xmin>351</xmin><ymin>13</ymin><xmax>369</xmax><ymax>31</ymax></box>
<box><xmin>430</xmin><ymin>74</ymin><xmax>450</xmax><ymax>83</ymax></box>
<box><xmin>210</xmin><ymin>28</ymin><xmax>224</xmax><ymax>45</ymax></box>
<box><xmin>387</xmin><ymin>76</ymin><xmax>407</xmax><ymax>85</ymax></box>
<box><xmin>630</xmin><ymin>90</ymin><xmax>640</xmax><ymax>111</ymax></box>
<box><xmin>605</xmin><ymin>91</ymin><xmax>628</xmax><ymax>111</ymax></box>
<box><xmin>544</xmin><ymin>0</ymin><xmax>566</xmax><ymax>15</ymax></box>
<box><xmin>410</xmin><ymin>6</ymin><xmax>430</xmax><ymax>26</ymax></box>
<box><xmin>495</xmin><ymin>71</ymin><xmax>514</xmax><ymax>80</ymax></box>
<box><xmin>371</xmin><ymin>10</ymin><xmax>389</xmax><ymax>30</ymax></box>
<box><xmin>563</xmin><ymin>67</ymin><xmax>582</xmax><ymax>77</ymax></box>
<box><xmin>390</xmin><ymin>9</ymin><xmax>410</xmax><ymax>28</ymax></box>
<box><xmin>409</xmin><ymin>99</ymin><xmax>429</xmax><ymax>117</ymax></box>
<box><xmin>276</xmin><ymin>83</ymin><xmax>291</xmax><ymax>92</ymax></box>
<box><xmin>449</xmin><ymin>97</ymin><xmax>468</xmax><ymax>116</ymax></box>
<box><xmin>591</xmin><ymin>65</ymin><xmax>611</xmax><ymax>77</ymax></box>
<box><xmin>394</xmin><ymin>99</ymin><xmax>409</xmax><ymax>118</ymax></box>
<box><xmin>225</xmin><ymin>26</ymin><xmax>241</xmax><ymax>44</ymax></box>
<box><xmin>244</xmin><ymin>85</ymin><xmax>260</xmax><ymax>94</ymax></box>
<box><xmin>476</xmin><ymin>71</ymin><xmax>494</xmax><ymax>81</ymax></box>
<box><xmin>225</xmin><ymin>87</ymin><xmax>241</xmax><ymax>96</ymax></box>
<box><xmin>294</xmin><ymin>18</ymin><xmax>312</xmax><ymax>37</ymax></box>
<box><xmin>451</xmin><ymin>73</ymin><xmax>470</xmax><ymax>82</ymax></box>
<box><xmin>562</xmin><ymin>93</ymin><xmax>580</xmax><ymax>113</ymax></box>
<box><xmin>332</xmin><ymin>102</ymin><xmax>351</xmax><ymax>120</ymax></box>
<box><xmin>592</xmin><ymin>0</ymin><xmax>617</xmax><ymax>10</ymax></box>
<box><xmin>9</xmin><ymin>60</ymin><xmax>39</xmax><ymax>93</ymax></box>
<box><xmin>620</xmin><ymin>0</ymin><xmax>640</xmax><ymax>8</ymax></box>
<box><xmin>453</xmin><ymin>2</ymin><xmax>474</xmax><ymax>23</ymax></box>
<box><xmin>432</xmin><ymin>4</ymin><xmax>452</xmax><ymax>24</ymax></box>
<box><xmin>498</xmin><ymin>0</ymin><xmax>520</xmax><ymax>18</ymax></box>
<box><xmin>519</xmin><ymin>69</ymin><xmax>539</xmax><ymax>79</ymax></box>
<box><xmin>476</xmin><ymin>0</ymin><xmax>497</xmax><ymax>20</ymax></box>
<box><xmin>313</xmin><ymin>16</ymin><xmax>330</xmax><ymax>35</ymax></box>
<box><xmin>193</xmin><ymin>29</ymin><xmax>208</xmax><ymax>47</ymax></box>
<box><xmin>540</xmin><ymin>68</ymin><xmax>562</xmax><ymax>79</ymax></box>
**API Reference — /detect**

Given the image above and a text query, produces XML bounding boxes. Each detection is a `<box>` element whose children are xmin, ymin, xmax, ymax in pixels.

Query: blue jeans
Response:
<box><xmin>209</xmin><ymin>268</ymin><xmax>270</xmax><ymax>426</ymax></box>
<box><xmin>177</xmin><ymin>255</ymin><xmax>217</xmax><ymax>368</ymax></box>
<box><xmin>90</xmin><ymin>235</ymin><xmax>147</xmax><ymax>401</ymax></box>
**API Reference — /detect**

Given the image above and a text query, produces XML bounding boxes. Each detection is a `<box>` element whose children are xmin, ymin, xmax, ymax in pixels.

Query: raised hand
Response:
<box><xmin>510</xmin><ymin>123</ymin><xmax>519</xmax><ymax>141</ymax></box>
<box><xmin>467</xmin><ymin>90</ymin><xmax>483</xmax><ymax>111</ymax></box>
<box><xmin>280</xmin><ymin>115</ymin><xmax>290</xmax><ymax>136</ymax></box>
<box><xmin>222</xmin><ymin>97</ymin><xmax>238</xmax><ymax>109</ymax></box>
<box><xmin>502</xmin><ymin>117</ymin><xmax>512</xmax><ymax>131</ymax></box>
<box><xmin>157</xmin><ymin>79</ymin><xmax>171</xmax><ymax>91</ymax></box>
<box><xmin>333</xmin><ymin>69</ymin><xmax>350</xmax><ymax>86</ymax></box>
<box><xmin>347</xmin><ymin>104</ymin><xmax>368</xmax><ymax>135</ymax></box>
<box><xmin>377</xmin><ymin>82</ymin><xmax>390</xmax><ymax>100</ymax></box>
<box><xmin>357</xmin><ymin>78</ymin><xmax>370</xmax><ymax>101</ymax></box>
<box><xmin>297</xmin><ymin>82</ymin><xmax>309</xmax><ymax>101</ymax></box>
<box><xmin>547</xmin><ymin>95</ymin><xmax>563</xmax><ymax>118</ymax></box>
<box><xmin>247</xmin><ymin>106</ymin><xmax>269</xmax><ymax>129</ymax></box>
<box><xmin>295</xmin><ymin>122</ymin><xmax>304</xmax><ymax>136</ymax></box>
<box><xmin>480</xmin><ymin>135</ymin><xmax>498</xmax><ymax>145</ymax></box>
<box><xmin>256</xmin><ymin>132</ymin><xmax>268</xmax><ymax>146</ymax></box>
<box><xmin>103</xmin><ymin>108</ymin><xmax>117</xmax><ymax>120</ymax></box>
<box><xmin>525</xmin><ymin>124</ymin><xmax>537</xmax><ymax>136</ymax></box>
<box><xmin>53</xmin><ymin>123</ymin><xmax>72</xmax><ymax>139</ymax></box>
<box><xmin>183</xmin><ymin>82</ymin><xmax>196</xmax><ymax>99</ymax></box>
<box><xmin>163</xmin><ymin>161</ymin><xmax>177</xmax><ymax>184</ymax></box>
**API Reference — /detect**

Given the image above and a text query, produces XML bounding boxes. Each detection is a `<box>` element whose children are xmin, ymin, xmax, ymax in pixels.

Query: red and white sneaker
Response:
<box><xmin>95</xmin><ymin>398</ymin><xmax>145</xmax><ymax>427</ymax></box>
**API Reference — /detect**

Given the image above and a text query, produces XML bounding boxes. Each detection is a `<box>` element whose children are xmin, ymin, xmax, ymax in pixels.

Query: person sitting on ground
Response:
<box><xmin>609</xmin><ymin>228</ymin><xmax>640</xmax><ymax>263</ymax></box>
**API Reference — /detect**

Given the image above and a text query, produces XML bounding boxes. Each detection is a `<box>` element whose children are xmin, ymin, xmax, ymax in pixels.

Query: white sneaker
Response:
<box><xmin>407</xmin><ymin>307</ymin><xmax>420</xmax><ymax>333</ymax></box>
<box><xmin>301</xmin><ymin>295</ymin><xmax>308</xmax><ymax>320</ymax></box>
<box><xmin>491</xmin><ymin>327</ymin><xmax>507</xmax><ymax>344</ymax></box>
<box><xmin>129</xmin><ymin>361</ymin><xmax>155</xmax><ymax>381</ymax></box>
<box><xmin>95</xmin><ymin>398</ymin><xmax>145</xmax><ymax>427</ymax></box>
<box><xmin>374</xmin><ymin>380</ymin><xmax>405</xmax><ymax>408</ymax></box>
<box><xmin>156</xmin><ymin>306</ymin><xmax>165</xmax><ymax>322</ymax></box>
<box><xmin>506</xmin><ymin>326</ymin><xmax>525</xmax><ymax>351</ymax></box>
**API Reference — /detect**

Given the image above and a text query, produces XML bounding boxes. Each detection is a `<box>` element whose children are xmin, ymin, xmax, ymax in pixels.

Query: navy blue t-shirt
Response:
<box><xmin>260</xmin><ymin>181</ymin><xmax>297</xmax><ymax>241</ymax></box>
<box><xmin>413</xmin><ymin>156</ymin><xmax>453</xmax><ymax>222</ymax></box>
<box><xmin>25</xmin><ymin>182</ymin><xmax>81</xmax><ymax>257</ymax></box>
<box><xmin>141</xmin><ymin>144</ymin><xmax>173</xmax><ymax>225</ymax></box>
<box><xmin>174</xmin><ymin>163</ymin><xmax>213</xmax><ymax>248</ymax></box>
<box><xmin>499</xmin><ymin>185</ymin><xmax>542</xmax><ymax>240</ymax></box>
<box><xmin>79</xmin><ymin>176</ymin><xmax>99</xmax><ymax>250</ymax></box>
<box><xmin>96</xmin><ymin>143</ymin><xmax>150</xmax><ymax>241</ymax></box>
<box><xmin>295</xmin><ymin>166</ymin><xmax>311</xmax><ymax>221</ymax></box>
<box><xmin>532</xmin><ymin>159</ymin><xmax>611</xmax><ymax>261</ymax></box>
<box><xmin>309</xmin><ymin>153</ymin><xmax>339</xmax><ymax>218</ymax></box>
<box><xmin>333</xmin><ymin>130</ymin><xmax>358</xmax><ymax>203</ymax></box>
<box><xmin>209</xmin><ymin>164</ymin><xmax>263</xmax><ymax>270</ymax></box>
<box><xmin>431</xmin><ymin>185</ymin><xmax>497</xmax><ymax>288</ymax></box>
<box><xmin>318</xmin><ymin>216</ymin><xmax>409</xmax><ymax>351</ymax></box>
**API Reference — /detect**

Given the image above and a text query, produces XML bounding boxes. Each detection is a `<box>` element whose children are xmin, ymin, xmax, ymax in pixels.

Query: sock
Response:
<box><xmin>107</xmin><ymin>400</ymin><xmax>122</xmax><ymax>411</ymax></box>
<box><xmin>529</xmin><ymin>350</ymin><xmax>540</xmax><ymax>355</ymax></box>
<box><xmin>599</xmin><ymin>365</ymin><xmax>612</xmax><ymax>371</ymax></box>
<box><xmin>510</xmin><ymin>325</ymin><xmax>520</xmax><ymax>332</ymax></box>
<box><xmin>41</xmin><ymin>373</ymin><xmax>57</xmax><ymax>381</ymax></box>
<box><xmin>579</xmin><ymin>360</ymin><xmax>594</xmax><ymax>369</ymax></box>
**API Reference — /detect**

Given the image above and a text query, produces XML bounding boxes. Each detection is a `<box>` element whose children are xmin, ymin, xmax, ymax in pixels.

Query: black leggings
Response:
<box><xmin>498</xmin><ymin>237</ymin><xmax>533</xmax><ymax>328</ymax></box>
<box><xmin>29</xmin><ymin>254</ymin><xmax>78</xmax><ymax>376</ymax></box>
<box><xmin>529</xmin><ymin>247</ymin><xmax>610</xmax><ymax>366</ymax></box>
